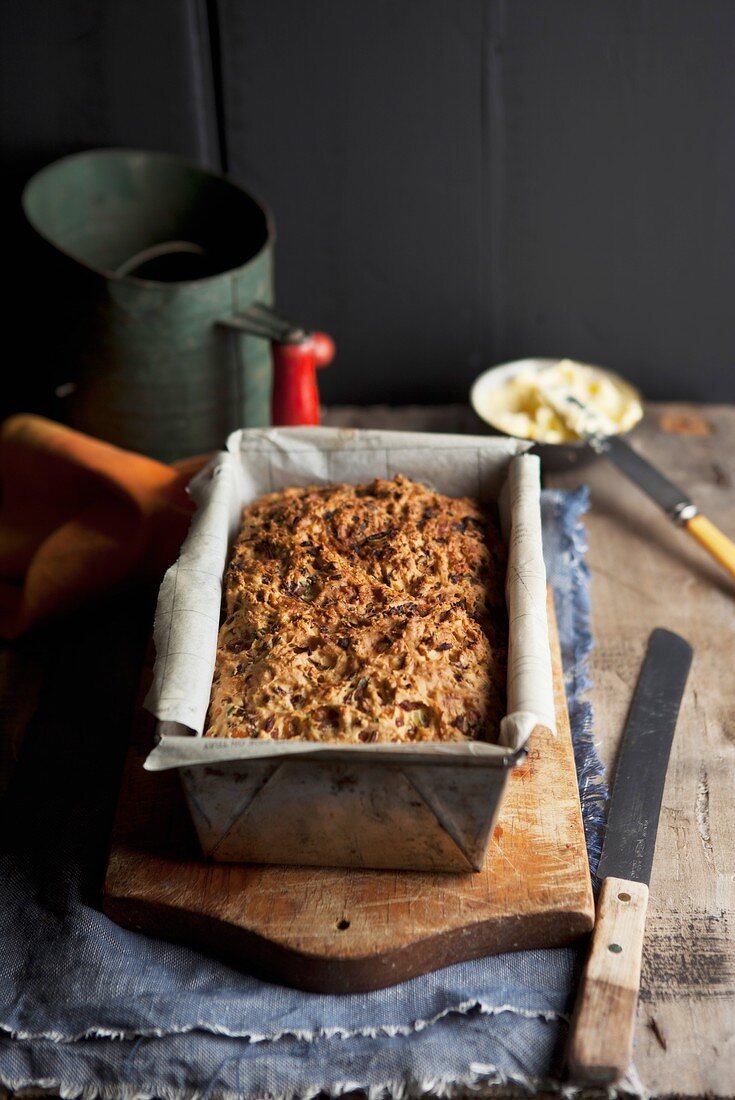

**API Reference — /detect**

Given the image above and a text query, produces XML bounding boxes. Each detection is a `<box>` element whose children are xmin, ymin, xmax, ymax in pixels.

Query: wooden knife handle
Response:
<box><xmin>685</xmin><ymin>513</ymin><xmax>735</xmax><ymax>581</ymax></box>
<box><xmin>567</xmin><ymin>877</ymin><xmax>649</xmax><ymax>1085</ymax></box>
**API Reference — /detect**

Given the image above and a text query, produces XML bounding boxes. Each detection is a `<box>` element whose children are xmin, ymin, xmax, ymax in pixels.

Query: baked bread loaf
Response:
<box><xmin>205</xmin><ymin>475</ymin><xmax>507</xmax><ymax>744</ymax></box>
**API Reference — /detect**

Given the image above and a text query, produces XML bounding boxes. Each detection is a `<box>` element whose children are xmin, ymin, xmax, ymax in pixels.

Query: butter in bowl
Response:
<box><xmin>470</xmin><ymin>357</ymin><xmax>644</xmax><ymax>469</ymax></box>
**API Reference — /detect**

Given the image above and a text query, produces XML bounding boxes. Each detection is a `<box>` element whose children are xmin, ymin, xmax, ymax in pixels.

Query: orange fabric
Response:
<box><xmin>0</xmin><ymin>415</ymin><xmax>209</xmax><ymax>638</ymax></box>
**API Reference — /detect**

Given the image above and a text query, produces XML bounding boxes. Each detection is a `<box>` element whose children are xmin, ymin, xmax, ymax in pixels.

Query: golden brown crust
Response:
<box><xmin>206</xmin><ymin>475</ymin><xmax>507</xmax><ymax>744</ymax></box>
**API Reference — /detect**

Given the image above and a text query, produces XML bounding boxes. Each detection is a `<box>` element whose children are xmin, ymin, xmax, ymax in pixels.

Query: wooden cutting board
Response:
<box><xmin>103</xmin><ymin>593</ymin><xmax>594</xmax><ymax>992</ymax></box>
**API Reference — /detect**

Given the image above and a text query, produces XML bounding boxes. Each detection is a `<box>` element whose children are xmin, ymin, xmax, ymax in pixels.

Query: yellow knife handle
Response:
<box><xmin>685</xmin><ymin>513</ymin><xmax>735</xmax><ymax>581</ymax></box>
<box><xmin>567</xmin><ymin>877</ymin><xmax>649</xmax><ymax>1085</ymax></box>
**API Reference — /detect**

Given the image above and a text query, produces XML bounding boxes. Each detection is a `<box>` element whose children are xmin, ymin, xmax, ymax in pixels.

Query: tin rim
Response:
<box><xmin>21</xmin><ymin>147</ymin><xmax>276</xmax><ymax>290</ymax></box>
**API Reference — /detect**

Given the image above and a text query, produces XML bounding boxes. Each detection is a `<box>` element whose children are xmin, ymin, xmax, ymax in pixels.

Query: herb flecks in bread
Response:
<box><xmin>206</xmin><ymin>475</ymin><xmax>507</xmax><ymax>744</ymax></box>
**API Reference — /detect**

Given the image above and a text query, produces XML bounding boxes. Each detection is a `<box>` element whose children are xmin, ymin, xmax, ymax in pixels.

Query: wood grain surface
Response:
<box><xmin>553</xmin><ymin>404</ymin><xmax>735</xmax><ymax>1099</ymax></box>
<box><xmin>103</xmin><ymin>592</ymin><xmax>594</xmax><ymax>992</ymax></box>
<box><xmin>328</xmin><ymin>404</ymin><xmax>735</xmax><ymax>1095</ymax></box>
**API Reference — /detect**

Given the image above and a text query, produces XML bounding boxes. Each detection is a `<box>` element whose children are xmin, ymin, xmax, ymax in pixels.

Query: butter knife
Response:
<box><xmin>540</xmin><ymin>383</ymin><xmax>735</xmax><ymax>582</ymax></box>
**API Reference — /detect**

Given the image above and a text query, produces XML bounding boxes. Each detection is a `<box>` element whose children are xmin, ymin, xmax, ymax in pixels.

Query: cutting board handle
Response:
<box><xmin>567</xmin><ymin>876</ymin><xmax>649</xmax><ymax>1085</ymax></box>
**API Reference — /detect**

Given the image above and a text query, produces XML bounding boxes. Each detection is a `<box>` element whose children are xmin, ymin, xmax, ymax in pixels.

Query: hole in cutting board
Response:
<box><xmin>336</xmin><ymin>919</ymin><xmax>350</xmax><ymax>931</ymax></box>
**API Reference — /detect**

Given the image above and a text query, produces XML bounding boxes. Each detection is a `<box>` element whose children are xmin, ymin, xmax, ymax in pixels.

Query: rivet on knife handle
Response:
<box><xmin>567</xmin><ymin>877</ymin><xmax>649</xmax><ymax>1083</ymax></box>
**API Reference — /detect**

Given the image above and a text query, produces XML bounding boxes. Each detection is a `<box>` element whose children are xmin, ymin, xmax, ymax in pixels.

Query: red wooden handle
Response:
<box><xmin>271</xmin><ymin>331</ymin><xmax>335</xmax><ymax>426</ymax></box>
<box><xmin>311</xmin><ymin>331</ymin><xmax>336</xmax><ymax>369</ymax></box>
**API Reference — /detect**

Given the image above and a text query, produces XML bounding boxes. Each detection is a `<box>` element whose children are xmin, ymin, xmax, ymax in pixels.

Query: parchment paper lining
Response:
<box><xmin>144</xmin><ymin>427</ymin><xmax>555</xmax><ymax>771</ymax></box>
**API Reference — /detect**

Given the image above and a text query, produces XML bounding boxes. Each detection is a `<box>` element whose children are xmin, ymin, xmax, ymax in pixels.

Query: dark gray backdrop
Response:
<box><xmin>3</xmin><ymin>0</ymin><xmax>734</xmax><ymax>411</ymax></box>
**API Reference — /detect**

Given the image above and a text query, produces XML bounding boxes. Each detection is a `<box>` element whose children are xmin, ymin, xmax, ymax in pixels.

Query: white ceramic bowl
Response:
<box><xmin>470</xmin><ymin>357</ymin><xmax>644</xmax><ymax>471</ymax></box>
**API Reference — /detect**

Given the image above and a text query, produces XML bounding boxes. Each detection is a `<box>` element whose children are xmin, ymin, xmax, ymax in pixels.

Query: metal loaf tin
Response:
<box><xmin>144</xmin><ymin>428</ymin><xmax>556</xmax><ymax>872</ymax></box>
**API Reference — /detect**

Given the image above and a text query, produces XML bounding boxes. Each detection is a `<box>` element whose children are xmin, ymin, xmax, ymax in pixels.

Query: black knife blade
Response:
<box><xmin>597</xmin><ymin>627</ymin><xmax>693</xmax><ymax>884</ymax></box>
<box><xmin>541</xmin><ymin>387</ymin><xmax>695</xmax><ymax>522</ymax></box>
<box><xmin>598</xmin><ymin>435</ymin><xmax>694</xmax><ymax>523</ymax></box>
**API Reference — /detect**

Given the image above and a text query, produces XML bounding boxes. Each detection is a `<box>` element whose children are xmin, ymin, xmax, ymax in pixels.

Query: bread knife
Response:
<box><xmin>539</xmin><ymin>383</ymin><xmax>735</xmax><ymax>582</ymax></box>
<box><xmin>567</xmin><ymin>627</ymin><xmax>692</xmax><ymax>1084</ymax></box>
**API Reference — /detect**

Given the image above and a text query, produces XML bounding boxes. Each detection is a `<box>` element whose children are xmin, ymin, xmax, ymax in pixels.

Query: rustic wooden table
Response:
<box><xmin>326</xmin><ymin>403</ymin><xmax>735</xmax><ymax>1098</ymax></box>
<box><xmin>1</xmin><ymin>402</ymin><xmax>732</xmax><ymax>1099</ymax></box>
<box><xmin>551</xmin><ymin>404</ymin><xmax>735</xmax><ymax>1099</ymax></box>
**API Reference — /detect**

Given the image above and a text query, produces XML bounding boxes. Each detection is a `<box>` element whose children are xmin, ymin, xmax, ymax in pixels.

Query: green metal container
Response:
<box><xmin>22</xmin><ymin>149</ymin><xmax>274</xmax><ymax>462</ymax></box>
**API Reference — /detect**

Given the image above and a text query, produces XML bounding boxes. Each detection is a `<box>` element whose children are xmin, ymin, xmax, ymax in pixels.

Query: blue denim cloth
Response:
<box><xmin>0</xmin><ymin>488</ymin><xmax>611</xmax><ymax>1098</ymax></box>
